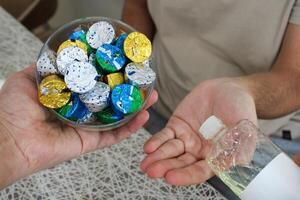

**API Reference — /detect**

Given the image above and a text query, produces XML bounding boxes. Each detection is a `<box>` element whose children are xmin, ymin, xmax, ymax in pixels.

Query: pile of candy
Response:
<box><xmin>37</xmin><ymin>21</ymin><xmax>156</xmax><ymax>124</ymax></box>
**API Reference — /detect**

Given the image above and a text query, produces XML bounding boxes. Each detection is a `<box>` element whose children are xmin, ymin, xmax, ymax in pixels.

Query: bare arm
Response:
<box><xmin>239</xmin><ymin>24</ymin><xmax>300</xmax><ymax>118</ymax></box>
<box><xmin>122</xmin><ymin>0</ymin><xmax>156</xmax><ymax>40</ymax></box>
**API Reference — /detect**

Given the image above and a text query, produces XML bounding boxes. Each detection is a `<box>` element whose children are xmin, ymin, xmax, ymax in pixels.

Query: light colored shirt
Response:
<box><xmin>148</xmin><ymin>0</ymin><xmax>300</xmax><ymax>124</ymax></box>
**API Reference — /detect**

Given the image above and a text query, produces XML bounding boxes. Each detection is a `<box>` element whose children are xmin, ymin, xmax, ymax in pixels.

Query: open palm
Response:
<box><xmin>140</xmin><ymin>78</ymin><xmax>257</xmax><ymax>185</ymax></box>
<box><xmin>0</xmin><ymin>65</ymin><xmax>157</xmax><ymax>180</ymax></box>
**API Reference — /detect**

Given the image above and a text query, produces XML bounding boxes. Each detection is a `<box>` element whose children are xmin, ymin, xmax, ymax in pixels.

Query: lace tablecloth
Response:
<box><xmin>0</xmin><ymin>7</ymin><xmax>226</xmax><ymax>200</ymax></box>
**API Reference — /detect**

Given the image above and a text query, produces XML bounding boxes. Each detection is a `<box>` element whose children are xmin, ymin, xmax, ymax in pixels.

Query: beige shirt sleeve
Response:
<box><xmin>289</xmin><ymin>0</ymin><xmax>300</xmax><ymax>25</ymax></box>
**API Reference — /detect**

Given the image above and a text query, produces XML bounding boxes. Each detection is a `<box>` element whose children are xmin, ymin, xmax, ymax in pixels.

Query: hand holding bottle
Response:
<box><xmin>140</xmin><ymin>78</ymin><xmax>257</xmax><ymax>185</ymax></box>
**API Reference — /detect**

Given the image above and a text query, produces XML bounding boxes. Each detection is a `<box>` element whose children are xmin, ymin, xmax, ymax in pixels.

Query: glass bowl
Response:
<box><xmin>36</xmin><ymin>17</ymin><xmax>155</xmax><ymax>131</ymax></box>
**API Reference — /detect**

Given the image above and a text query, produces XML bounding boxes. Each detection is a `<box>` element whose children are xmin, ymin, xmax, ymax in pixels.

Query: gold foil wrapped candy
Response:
<box><xmin>57</xmin><ymin>39</ymin><xmax>88</xmax><ymax>54</ymax></box>
<box><xmin>105</xmin><ymin>72</ymin><xmax>125</xmax><ymax>90</ymax></box>
<box><xmin>38</xmin><ymin>75</ymin><xmax>71</xmax><ymax>108</ymax></box>
<box><xmin>124</xmin><ymin>32</ymin><xmax>152</xmax><ymax>63</ymax></box>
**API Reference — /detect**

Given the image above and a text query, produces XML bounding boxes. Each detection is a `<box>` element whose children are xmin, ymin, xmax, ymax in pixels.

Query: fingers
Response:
<box><xmin>140</xmin><ymin>139</ymin><xmax>185</xmax><ymax>172</ymax></box>
<box><xmin>164</xmin><ymin>160</ymin><xmax>214</xmax><ymax>186</ymax></box>
<box><xmin>143</xmin><ymin>127</ymin><xmax>175</xmax><ymax>154</ymax></box>
<box><xmin>95</xmin><ymin>110</ymin><xmax>150</xmax><ymax>150</ymax></box>
<box><xmin>144</xmin><ymin>90</ymin><xmax>158</xmax><ymax>110</ymax></box>
<box><xmin>19</xmin><ymin>64</ymin><xmax>36</xmax><ymax>81</ymax></box>
<box><xmin>114</xmin><ymin>110</ymin><xmax>150</xmax><ymax>142</ymax></box>
<box><xmin>143</xmin><ymin>153</ymin><xmax>197</xmax><ymax>178</ymax></box>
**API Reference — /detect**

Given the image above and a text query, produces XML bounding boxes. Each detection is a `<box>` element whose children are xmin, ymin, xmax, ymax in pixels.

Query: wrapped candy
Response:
<box><xmin>140</xmin><ymin>89</ymin><xmax>147</xmax><ymax>102</ymax></box>
<box><xmin>69</xmin><ymin>29</ymin><xmax>86</xmax><ymax>42</ymax></box>
<box><xmin>79</xmin><ymin>82</ymin><xmax>110</xmax><ymax>112</ymax></box>
<box><xmin>115</xmin><ymin>33</ymin><xmax>128</xmax><ymax>53</ymax></box>
<box><xmin>56</xmin><ymin>46</ymin><xmax>88</xmax><ymax>75</ymax></box>
<box><xmin>69</xmin><ymin>29</ymin><xmax>93</xmax><ymax>54</ymax></box>
<box><xmin>111</xmin><ymin>84</ymin><xmax>142</xmax><ymax>114</ymax></box>
<box><xmin>104</xmin><ymin>72</ymin><xmax>124</xmax><ymax>90</ymax></box>
<box><xmin>37</xmin><ymin>20</ymin><xmax>156</xmax><ymax>127</ymax></box>
<box><xmin>124</xmin><ymin>32</ymin><xmax>152</xmax><ymax>63</ymax></box>
<box><xmin>86</xmin><ymin>21</ymin><xmax>115</xmax><ymax>49</ymax></box>
<box><xmin>57</xmin><ymin>39</ymin><xmax>88</xmax><ymax>54</ymax></box>
<box><xmin>96</xmin><ymin>44</ymin><xmax>125</xmax><ymax>73</ymax></box>
<box><xmin>64</xmin><ymin>61</ymin><xmax>98</xmax><ymax>93</ymax></box>
<box><xmin>55</xmin><ymin>93</ymin><xmax>91</xmax><ymax>122</ymax></box>
<box><xmin>95</xmin><ymin>107</ymin><xmax>123</xmax><ymax>124</ymax></box>
<box><xmin>38</xmin><ymin>75</ymin><xmax>71</xmax><ymax>108</ymax></box>
<box><xmin>37</xmin><ymin>51</ymin><xmax>58</xmax><ymax>77</ymax></box>
<box><xmin>125</xmin><ymin>62</ymin><xmax>156</xmax><ymax>89</ymax></box>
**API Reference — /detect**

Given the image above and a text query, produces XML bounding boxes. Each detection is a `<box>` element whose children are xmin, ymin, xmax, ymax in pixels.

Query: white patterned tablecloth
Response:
<box><xmin>0</xmin><ymin>7</ymin><xmax>226</xmax><ymax>200</ymax></box>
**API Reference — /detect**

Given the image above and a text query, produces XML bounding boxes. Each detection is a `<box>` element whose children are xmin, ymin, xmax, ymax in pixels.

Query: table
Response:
<box><xmin>0</xmin><ymin>7</ymin><xmax>226</xmax><ymax>200</ymax></box>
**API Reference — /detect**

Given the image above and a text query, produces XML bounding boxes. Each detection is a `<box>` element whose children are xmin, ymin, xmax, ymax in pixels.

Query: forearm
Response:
<box><xmin>236</xmin><ymin>24</ymin><xmax>300</xmax><ymax>119</ymax></box>
<box><xmin>238</xmin><ymin>67</ymin><xmax>300</xmax><ymax>119</ymax></box>
<box><xmin>122</xmin><ymin>0</ymin><xmax>156</xmax><ymax>40</ymax></box>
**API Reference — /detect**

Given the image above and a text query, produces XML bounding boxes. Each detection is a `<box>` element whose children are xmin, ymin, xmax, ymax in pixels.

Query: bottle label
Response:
<box><xmin>241</xmin><ymin>153</ymin><xmax>300</xmax><ymax>200</ymax></box>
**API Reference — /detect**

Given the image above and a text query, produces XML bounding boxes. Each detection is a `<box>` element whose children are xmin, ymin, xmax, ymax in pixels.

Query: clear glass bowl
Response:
<box><xmin>36</xmin><ymin>17</ymin><xmax>154</xmax><ymax>131</ymax></box>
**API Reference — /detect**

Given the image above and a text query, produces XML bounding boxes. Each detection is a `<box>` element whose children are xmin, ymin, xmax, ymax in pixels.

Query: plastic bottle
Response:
<box><xmin>199</xmin><ymin>116</ymin><xmax>300</xmax><ymax>200</ymax></box>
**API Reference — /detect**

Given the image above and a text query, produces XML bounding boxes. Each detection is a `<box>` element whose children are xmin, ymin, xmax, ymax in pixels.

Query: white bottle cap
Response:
<box><xmin>199</xmin><ymin>115</ymin><xmax>225</xmax><ymax>140</ymax></box>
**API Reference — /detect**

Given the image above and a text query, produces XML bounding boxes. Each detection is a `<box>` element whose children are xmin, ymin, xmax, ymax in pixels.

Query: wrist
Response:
<box><xmin>0</xmin><ymin>121</ymin><xmax>30</xmax><ymax>189</ymax></box>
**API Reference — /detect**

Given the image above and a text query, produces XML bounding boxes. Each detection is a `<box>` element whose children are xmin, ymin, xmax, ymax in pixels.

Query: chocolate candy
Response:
<box><xmin>95</xmin><ymin>107</ymin><xmax>123</xmax><ymax>124</ymax></box>
<box><xmin>37</xmin><ymin>19</ymin><xmax>156</xmax><ymax>127</ymax></box>
<box><xmin>38</xmin><ymin>75</ymin><xmax>71</xmax><ymax>108</ymax></box>
<box><xmin>64</xmin><ymin>61</ymin><xmax>98</xmax><ymax>93</ymax></box>
<box><xmin>89</xmin><ymin>52</ymin><xmax>103</xmax><ymax>74</ymax></box>
<box><xmin>125</xmin><ymin>62</ymin><xmax>156</xmax><ymax>88</ymax></box>
<box><xmin>143</xmin><ymin>58</ymin><xmax>152</xmax><ymax>68</ymax></box>
<box><xmin>96</xmin><ymin>44</ymin><xmax>125</xmax><ymax>73</ymax></box>
<box><xmin>69</xmin><ymin>29</ymin><xmax>93</xmax><ymax>54</ymax></box>
<box><xmin>124</xmin><ymin>32</ymin><xmax>152</xmax><ymax>63</ymax></box>
<box><xmin>79</xmin><ymin>82</ymin><xmax>110</xmax><ymax>112</ymax></box>
<box><xmin>140</xmin><ymin>89</ymin><xmax>147</xmax><ymax>102</ymax></box>
<box><xmin>111</xmin><ymin>84</ymin><xmax>142</xmax><ymax>114</ymax></box>
<box><xmin>104</xmin><ymin>72</ymin><xmax>124</xmax><ymax>89</ymax></box>
<box><xmin>86</xmin><ymin>21</ymin><xmax>115</xmax><ymax>49</ymax></box>
<box><xmin>77</xmin><ymin>112</ymin><xmax>96</xmax><ymax>123</ymax></box>
<box><xmin>57</xmin><ymin>39</ymin><xmax>88</xmax><ymax>54</ymax></box>
<box><xmin>115</xmin><ymin>33</ymin><xmax>128</xmax><ymax>53</ymax></box>
<box><xmin>37</xmin><ymin>51</ymin><xmax>58</xmax><ymax>77</ymax></box>
<box><xmin>88</xmin><ymin>52</ymin><xmax>97</xmax><ymax>66</ymax></box>
<box><xmin>55</xmin><ymin>93</ymin><xmax>90</xmax><ymax>121</ymax></box>
<box><xmin>69</xmin><ymin>29</ymin><xmax>86</xmax><ymax>42</ymax></box>
<box><xmin>56</xmin><ymin>46</ymin><xmax>88</xmax><ymax>75</ymax></box>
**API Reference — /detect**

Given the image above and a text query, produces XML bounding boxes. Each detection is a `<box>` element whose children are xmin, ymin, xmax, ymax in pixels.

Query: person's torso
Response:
<box><xmin>148</xmin><ymin>0</ymin><xmax>295</xmax><ymax>118</ymax></box>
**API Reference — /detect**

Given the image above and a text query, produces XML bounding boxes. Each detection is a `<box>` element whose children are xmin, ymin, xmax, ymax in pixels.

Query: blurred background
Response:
<box><xmin>0</xmin><ymin>0</ymin><xmax>124</xmax><ymax>41</ymax></box>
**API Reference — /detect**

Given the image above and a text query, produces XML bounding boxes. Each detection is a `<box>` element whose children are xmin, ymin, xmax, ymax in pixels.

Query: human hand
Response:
<box><xmin>140</xmin><ymin>78</ymin><xmax>257</xmax><ymax>185</ymax></box>
<box><xmin>0</xmin><ymin>65</ymin><xmax>158</xmax><ymax>188</ymax></box>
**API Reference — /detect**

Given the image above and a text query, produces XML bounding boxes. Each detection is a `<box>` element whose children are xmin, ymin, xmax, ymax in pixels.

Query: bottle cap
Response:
<box><xmin>199</xmin><ymin>115</ymin><xmax>225</xmax><ymax>140</ymax></box>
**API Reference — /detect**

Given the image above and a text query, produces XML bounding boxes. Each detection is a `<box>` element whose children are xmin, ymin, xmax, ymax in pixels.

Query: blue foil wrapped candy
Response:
<box><xmin>96</xmin><ymin>44</ymin><xmax>125</xmax><ymax>73</ymax></box>
<box><xmin>95</xmin><ymin>107</ymin><xmax>124</xmax><ymax>124</ymax></box>
<box><xmin>69</xmin><ymin>29</ymin><xmax>86</xmax><ymax>42</ymax></box>
<box><xmin>69</xmin><ymin>29</ymin><xmax>93</xmax><ymax>54</ymax></box>
<box><xmin>111</xmin><ymin>84</ymin><xmax>142</xmax><ymax>114</ymax></box>
<box><xmin>115</xmin><ymin>33</ymin><xmax>128</xmax><ymax>53</ymax></box>
<box><xmin>56</xmin><ymin>93</ymin><xmax>91</xmax><ymax>122</ymax></box>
